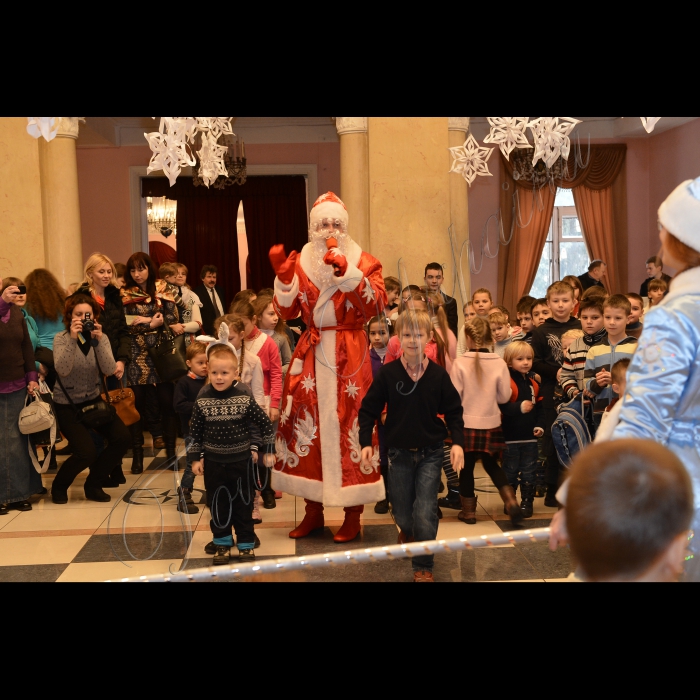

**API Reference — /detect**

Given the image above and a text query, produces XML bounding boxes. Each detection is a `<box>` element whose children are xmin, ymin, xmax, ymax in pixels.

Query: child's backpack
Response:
<box><xmin>551</xmin><ymin>393</ymin><xmax>592</xmax><ymax>467</ymax></box>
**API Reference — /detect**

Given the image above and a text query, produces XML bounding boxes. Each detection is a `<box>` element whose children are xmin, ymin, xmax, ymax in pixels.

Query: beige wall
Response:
<box><xmin>368</xmin><ymin>117</ymin><xmax>454</xmax><ymax>293</ymax></box>
<box><xmin>0</xmin><ymin>118</ymin><xmax>45</xmax><ymax>280</ymax></box>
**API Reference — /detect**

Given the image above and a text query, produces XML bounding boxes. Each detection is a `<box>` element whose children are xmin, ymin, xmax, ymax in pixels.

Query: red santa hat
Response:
<box><xmin>310</xmin><ymin>191</ymin><xmax>348</xmax><ymax>228</ymax></box>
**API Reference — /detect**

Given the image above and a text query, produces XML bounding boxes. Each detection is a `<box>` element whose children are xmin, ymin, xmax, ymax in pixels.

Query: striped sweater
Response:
<box><xmin>189</xmin><ymin>382</ymin><xmax>274</xmax><ymax>463</ymax></box>
<box><xmin>559</xmin><ymin>328</ymin><xmax>607</xmax><ymax>398</ymax></box>
<box><xmin>584</xmin><ymin>335</ymin><xmax>638</xmax><ymax>412</ymax></box>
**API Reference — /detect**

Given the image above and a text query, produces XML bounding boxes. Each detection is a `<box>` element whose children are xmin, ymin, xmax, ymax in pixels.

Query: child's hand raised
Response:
<box><xmin>192</xmin><ymin>460</ymin><xmax>204</xmax><ymax>476</ymax></box>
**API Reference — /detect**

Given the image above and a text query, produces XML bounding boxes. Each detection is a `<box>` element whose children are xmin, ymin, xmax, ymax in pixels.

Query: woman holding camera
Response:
<box><xmin>0</xmin><ymin>279</ymin><xmax>44</xmax><ymax>514</ymax></box>
<box><xmin>121</xmin><ymin>252</ymin><xmax>182</xmax><ymax>474</ymax></box>
<box><xmin>50</xmin><ymin>294</ymin><xmax>130</xmax><ymax>504</ymax></box>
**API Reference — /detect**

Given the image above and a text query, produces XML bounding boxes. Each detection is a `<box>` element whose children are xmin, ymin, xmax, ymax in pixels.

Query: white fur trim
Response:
<box><xmin>289</xmin><ymin>358</ymin><xmax>304</xmax><ymax>375</ymax></box>
<box><xmin>658</xmin><ymin>265</ymin><xmax>700</xmax><ymax>306</ymax></box>
<box><xmin>299</xmin><ymin>238</ymin><xmax>362</xmax><ymax>293</ymax></box>
<box><xmin>272</xmin><ymin>471</ymin><xmax>385</xmax><ymax>507</ymax></box>
<box><xmin>274</xmin><ymin>275</ymin><xmax>299</xmax><ymax>308</ymax></box>
<box><xmin>658</xmin><ymin>178</ymin><xmax>700</xmax><ymax>253</ymax></box>
<box><xmin>310</xmin><ymin>200</ymin><xmax>348</xmax><ymax>227</ymax></box>
<box><xmin>331</xmin><ymin>262</ymin><xmax>363</xmax><ymax>293</ymax></box>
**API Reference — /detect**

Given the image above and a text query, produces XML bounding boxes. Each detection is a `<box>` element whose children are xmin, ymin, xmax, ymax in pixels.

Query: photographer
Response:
<box><xmin>50</xmin><ymin>295</ymin><xmax>130</xmax><ymax>505</ymax></box>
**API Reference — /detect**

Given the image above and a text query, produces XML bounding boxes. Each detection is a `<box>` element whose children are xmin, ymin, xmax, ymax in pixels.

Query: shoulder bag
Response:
<box><xmin>101</xmin><ymin>378</ymin><xmax>139</xmax><ymax>426</ymax></box>
<box><xmin>147</xmin><ymin>314</ymin><xmax>187</xmax><ymax>382</ymax></box>
<box><xmin>18</xmin><ymin>384</ymin><xmax>57</xmax><ymax>473</ymax></box>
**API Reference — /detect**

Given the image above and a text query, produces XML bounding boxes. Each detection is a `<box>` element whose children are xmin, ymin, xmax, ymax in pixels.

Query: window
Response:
<box><xmin>529</xmin><ymin>189</ymin><xmax>590</xmax><ymax>298</ymax></box>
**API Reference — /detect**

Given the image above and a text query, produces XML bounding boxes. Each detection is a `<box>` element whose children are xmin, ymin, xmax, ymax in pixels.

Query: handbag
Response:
<box><xmin>54</xmin><ymin>346</ymin><xmax>117</xmax><ymax>429</ymax></box>
<box><xmin>18</xmin><ymin>386</ymin><xmax>57</xmax><ymax>474</ymax></box>
<box><xmin>147</xmin><ymin>316</ymin><xmax>187</xmax><ymax>382</ymax></box>
<box><xmin>101</xmin><ymin>380</ymin><xmax>139</xmax><ymax>427</ymax></box>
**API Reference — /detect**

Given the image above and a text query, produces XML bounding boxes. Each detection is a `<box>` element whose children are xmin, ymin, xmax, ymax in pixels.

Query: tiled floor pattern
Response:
<box><xmin>0</xmin><ymin>438</ymin><xmax>570</xmax><ymax>582</ymax></box>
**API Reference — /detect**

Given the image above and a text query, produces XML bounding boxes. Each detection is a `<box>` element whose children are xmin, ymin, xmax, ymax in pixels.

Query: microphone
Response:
<box><xmin>326</xmin><ymin>237</ymin><xmax>341</xmax><ymax>276</ymax></box>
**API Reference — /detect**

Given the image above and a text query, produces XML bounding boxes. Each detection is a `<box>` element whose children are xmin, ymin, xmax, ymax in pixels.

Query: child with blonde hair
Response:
<box><xmin>450</xmin><ymin>317</ymin><xmax>523</xmax><ymax>525</ymax></box>
<box><xmin>488</xmin><ymin>311</ymin><xmax>512</xmax><ymax>358</ymax></box>
<box><xmin>471</xmin><ymin>288</ymin><xmax>493</xmax><ymax>318</ymax></box>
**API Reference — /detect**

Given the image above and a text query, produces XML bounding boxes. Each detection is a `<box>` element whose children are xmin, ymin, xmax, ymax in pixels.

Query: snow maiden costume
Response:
<box><xmin>270</xmin><ymin>192</ymin><xmax>387</xmax><ymax>542</ymax></box>
<box><xmin>611</xmin><ymin>176</ymin><xmax>700</xmax><ymax>580</ymax></box>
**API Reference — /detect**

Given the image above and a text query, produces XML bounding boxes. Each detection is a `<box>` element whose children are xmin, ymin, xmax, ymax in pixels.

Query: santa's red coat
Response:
<box><xmin>272</xmin><ymin>238</ymin><xmax>387</xmax><ymax>507</ymax></box>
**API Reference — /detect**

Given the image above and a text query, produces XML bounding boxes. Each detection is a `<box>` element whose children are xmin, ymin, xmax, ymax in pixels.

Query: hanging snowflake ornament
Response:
<box><xmin>448</xmin><ymin>133</ymin><xmax>494</xmax><ymax>186</ymax></box>
<box><xmin>483</xmin><ymin>117</ymin><xmax>530</xmax><ymax>159</ymax></box>
<box><xmin>196</xmin><ymin>117</ymin><xmax>233</xmax><ymax>140</ymax></box>
<box><xmin>197</xmin><ymin>130</ymin><xmax>228</xmax><ymax>187</ymax></box>
<box><xmin>144</xmin><ymin>121</ymin><xmax>196</xmax><ymax>187</ymax></box>
<box><xmin>26</xmin><ymin>117</ymin><xmax>58</xmax><ymax>141</ymax></box>
<box><xmin>527</xmin><ymin>117</ymin><xmax>580</xmax><ymax>169</ymax></box>
<box><xmin>640</xmin><ymin>117</ymin><xmax>661</xmax><ymax>133</ymax></box>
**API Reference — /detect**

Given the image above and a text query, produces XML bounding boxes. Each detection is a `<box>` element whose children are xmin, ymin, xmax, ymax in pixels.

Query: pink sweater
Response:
<box><xmin>385</xmin><ymin>326</ymin><xmax>457</xmax><ymax>371</ymax></box>
<box><xmin>245</xmin><ymin>327</ymin><xmax>283</xmax><ymax>406</ymax></box>
<box><xmin>449</xmin><ymin>352</ymin><xmax>512</xmax><ymax>429</ymax></box>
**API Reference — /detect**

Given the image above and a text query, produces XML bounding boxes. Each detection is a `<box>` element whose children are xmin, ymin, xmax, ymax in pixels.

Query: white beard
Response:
<box><xmin>308</xmin><ymin>231</ymin><xmax>352</xmax><ymax>288</ymax></box>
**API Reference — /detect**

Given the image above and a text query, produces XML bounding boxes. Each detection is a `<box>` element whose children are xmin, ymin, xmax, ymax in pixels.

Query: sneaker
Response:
<box><xmin>413</xmin><ymin>570</ymin><xmax>435</xmax><ymax>582</ymax></box>
<box><xmin>252</xmin><ymin>491</ymin><xmax>263</xmax><ymax>524</ymax></box>
<box><xmin>239</xmin><ymin>548</ymin><xmax>256</xmax><ymax>562</ymax></box>
<box><xmin>262</xmin><ymin>491</ymin><xmax>276</xmax><ymax>509</ymax></box>
<box><xmin>213</xmin><ymin>546</ymin><xmax>230</xmax><ymax>566</ymax></box>
<box><xmin>374</xmin><ymin>499</ymin><xmax>389</xmax><ymax>514</ymax></box>
<box><xmin>206</xmin><ymin>539</ymin><xmax>235</xmax><ymax>554</ymax></box>
<box><xmin>153</xmin><ymin>436</ymin><xmax>165</xmax><ymax>449</ymax></box>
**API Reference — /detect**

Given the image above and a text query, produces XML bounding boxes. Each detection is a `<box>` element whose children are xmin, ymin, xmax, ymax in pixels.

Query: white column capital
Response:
<box><xmin>335</xmin><ymin>117</ymin><xmax>368</xmax><ymax>135</ymax></box>
<box><xmin>55</xmin><ymin>117</ymin><xmax>84</xmax><ymax>139</ymax></box>
<box><xmin>448</xmin><ymin>117</ymin><xmax>470</xmax><ymax>132</ymax></box>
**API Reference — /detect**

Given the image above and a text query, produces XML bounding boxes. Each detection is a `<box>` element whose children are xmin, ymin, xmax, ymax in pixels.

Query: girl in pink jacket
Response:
<box><xmin>449</xmin><ymin>317</ymin><xmax>523</xmax><ymax>526</ymax></box>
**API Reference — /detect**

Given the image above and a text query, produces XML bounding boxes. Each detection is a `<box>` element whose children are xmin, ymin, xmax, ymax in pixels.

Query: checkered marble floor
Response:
<box><xmin>0</xmin><ymin>437</ymin><xmax>572</xmax><ymax>582</ymax></box>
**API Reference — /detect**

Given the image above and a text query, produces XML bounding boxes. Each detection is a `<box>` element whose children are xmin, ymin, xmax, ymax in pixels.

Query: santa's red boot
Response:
<box><xmin>289</xmin><ymin>499</ymin><xmax>325</xmax><ymax>539</ymax></box>
<box><xmin>333</xmin><ymin>505</ymin><xmax>364</xmax><ymax>543</ymax></box>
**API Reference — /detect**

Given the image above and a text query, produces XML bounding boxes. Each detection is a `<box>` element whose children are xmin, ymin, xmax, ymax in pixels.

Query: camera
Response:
<box><xmin>82</xmin><ymin>312</ymin><xmax>95</xmax><ymax>335</ymax></box>
<box><xmin>16</xmin><ymin>285</ymin><xmax>26</xmax><ymax>295</ymax></box>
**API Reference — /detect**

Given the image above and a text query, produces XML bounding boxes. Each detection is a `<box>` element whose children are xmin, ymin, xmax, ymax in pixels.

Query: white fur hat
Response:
<box><xmin>195</xmin><ymin>322</ymin><xmax>239</xmax><ymax>358</ymax></box>
<box><xmin>310</xmin><ymin>191</ymin><xmax>348</xmax><ymax>227</ymax></box>
<box><xmin>658</xmin><ymin>177</ymin><xmax>700</xmax><ymax>253</ymax></box>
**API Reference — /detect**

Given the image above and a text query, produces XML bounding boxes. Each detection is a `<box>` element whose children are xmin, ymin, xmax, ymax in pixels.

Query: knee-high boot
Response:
<box><xmin>288</xmin><ymin>499</ymin><xmax>325</xmax><ymax>539</ymax></box>
<box><xmin>333</xmin><ymin>505</ymin><xmax>363</xmax><ymax>543</ymax></box>
<box><xmin>130</xmin><ymin>421</ymin><xmax>145</xmax><ymax>475</ymax></box>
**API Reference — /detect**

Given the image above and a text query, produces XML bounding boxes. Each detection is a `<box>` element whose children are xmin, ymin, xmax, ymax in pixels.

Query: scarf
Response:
<box><xmin>120</xmin><ymin>279</ymin><xmax>182</xmax><ymax>307</ymax></box>
<box><xmin>583</xmin><ymin>327</ymin><xmax>607</xmax><ymax>346</ymax></box>
<box><xmin>261</xmin><ymin>328</ymin><xmax>275</xmax><ymax>337</ymax></box>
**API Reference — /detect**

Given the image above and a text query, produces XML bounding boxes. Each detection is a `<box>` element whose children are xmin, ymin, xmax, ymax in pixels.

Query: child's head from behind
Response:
<box><xmin>567</xmin><ymin>440</ymin><xmax>693</xmax><ymax>582</ymax></box>
<box><xmin>648</xmin><ymin>278</ymin><xmax>668</xmax><ymax>304</ymax></box>
<box><xmin>463</xmin><ymin>316</ymin><xmax>493</xmax><ymax>351</ymax></box>
<box><xmin>561</xmin><ymin>328</ymin><xmax>584</xmax><ymax>353</ymax></box>
<box><xmin>472</xmin><ymin>288</ymin><xmax>493</xmax><ymax>316</ymax></box>
<box><xmin>395</xmin><ymin>310</ymin><xmax>432</xmax><ymax>360</ymax></box>
<box><xmin>186</xmin><ymin>341</ymin><xmax>208</xmax><ymax>377</ymax></box>
<box><xmin>214</xmin><ymin>313</ymin><xmax>246</xmax><ymax>348</ymax></box>
<box><xmin>399</xmin><ymin>289</ymin><xmax>427</xmax><ymax>314</ymax></box>
<box><xmin>516</xmin><ymin>296</ymin><xmax>536</xmax><ymax>333</ymax></box>
<box><xmin>626</xmin><ymin>293</ymin><xmax>644</xmax><ymax>324</ymax></box>
<box><xmin>401</xmin><ymin>284</ymin><xmax>422</xmax><ymax>304</ymax></box>
<box><xmin>603</xmin><ymin>294</ymin><xmax>632</xmax><ymax>339</ymax></box>
<box><xmin>159</xmin><ymin>262</ymin><xmax>179</xmax><ymax>285</ymax></box>
<box><xmin>207</xmin><ymin>345</ymin><xmax>239</xmax><ymax>391</ymax></box>
<box><xmin>367</xmin><ymin>315</ymin><xmax>390</xmax><ymax>350</ymax></box>
<box><xmin>531</xmin><ymin>299</ymin><xmax>551</xmax><ymax>326</ymax></box>
<box><xmin>546</xmin><ymin>281</ymin><xmax>575</xmax><ymax>321</ymax></box>
<box><xmin>488</xmin><ymin>311</ymin><xmax>510</xmax><ymax>342</ymax></box>
<box><xmin>232</xmin><ymin>289</ymin><xmax>257</xmax><ymax>307</ymax></box>
<box><xmin>611</xmin><ymin>357</ymin><xmax>630</xmax><ymax>397</ymax></box>
<box><xmin>229</xmin><ymin>300</ymin><xmax>256</xmax><ymax>335</ymax></box>
<box><xmin>503</xmin><ymin>341</ymin><xmax>533</xmax><ymax>374</ymax></box>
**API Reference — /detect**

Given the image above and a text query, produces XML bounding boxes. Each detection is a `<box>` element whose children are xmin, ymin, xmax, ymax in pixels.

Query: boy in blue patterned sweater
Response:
<box><xmin>190</xmin><ymin>343</ymin><xmax>275</xmax><ymax>565</ymax></box>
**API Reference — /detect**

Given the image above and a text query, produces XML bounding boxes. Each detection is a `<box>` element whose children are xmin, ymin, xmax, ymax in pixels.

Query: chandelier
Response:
<box><xmin>147</xmin><ymin>196</ymin><xmax>177</xmax><ymax>238</ymax></box>
<box><xmin>193</xmin><ymin>133</ymin><xmax>247</xmax><ymax>189</ymax></box>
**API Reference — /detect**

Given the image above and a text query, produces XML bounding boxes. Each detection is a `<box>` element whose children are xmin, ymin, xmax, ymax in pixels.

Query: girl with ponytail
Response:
<box><xmin>449</xmin><ymin>317</ymin><xmax>524</xmax><ymax>526</ymax></box>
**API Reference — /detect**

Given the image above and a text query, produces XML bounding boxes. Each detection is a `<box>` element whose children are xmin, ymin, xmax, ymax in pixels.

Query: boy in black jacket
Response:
<box><xmin>531</xmin><ymin>281</ymin><xmax>582</xmax><ymax>506</ymax></box>
<box><xmin>173</xmin><ymin>341</ymin><xmax>208</xmax><ymax>514</ymax></box>
<box><xmin>499</xmin><ymin>342</ymin><xmax>544</xmax><ymax>518</ymax></box>
<box><xmin>359</xmin><ymin>310</ymin><xmax>464</xmax><ymax>583</ymax></box>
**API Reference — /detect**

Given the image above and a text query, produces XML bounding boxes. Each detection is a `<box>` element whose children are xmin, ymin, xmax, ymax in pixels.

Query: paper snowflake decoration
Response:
<box><xmin>527</xmin><ymin>117</ymin><xmax>581</xmax><ymax>169</ymax></box>
<box><xmin>345</xmin><ymin>380</ymin><xmax>360</xmax><ymax>399</ymax></box>
<box><xmin>197</xmin><ymin>131</ymin><xmax>228</xmax><ymax>187</ymax></box>
<box><xmin>26</xmin><ymin>117</ymin><xmax>57</xmax><ymax>141</ymax></box>
<box><xmin>196</xmin><ymin>117</ymin><xmax>234</xmax><ymax>140</ymax></box>
<box><xmin>145</xmin><ymin>118</ymin><xmax>196</xmax><ymax>186</ymax></box>
<box><xmin>640</xmin><ymin>117</ymin><xmax>661</xmax><ymax>134</ymax></box>
<box><xmin>448</xmin><ymin>133</ymin><xmax>494</xmax><ymax>186</ymax></box>
<box><xmin>483</xmin><ymin>117</ymin><xmax>530</xmax><ymax>159</ymax></box>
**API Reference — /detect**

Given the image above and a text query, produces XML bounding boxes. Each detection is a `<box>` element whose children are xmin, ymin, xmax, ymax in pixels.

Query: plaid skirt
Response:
<box><xmin>463</xmin><ymin>426</ymin><xmax>506</xmax><ymax>457</ymax></box>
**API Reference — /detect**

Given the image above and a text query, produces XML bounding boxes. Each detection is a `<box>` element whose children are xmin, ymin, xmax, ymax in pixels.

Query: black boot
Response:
<box><xmin>437</xmin><ymin>485</ymin><xmax>461</xmax><ymax>510</ymax></box>
<box><xmin>130</xmin><ymin>422</ymin><xmax>145</xmax><ymax>475</ymax></box>
<box><xmin>520</xmin><ymin>482</ymin><xmax>535</xmax><ymax>518</ymax></box>
<box><xmin>544</xmin><ymin>483</ymin><xmax>560</xmax><ymax>508</ymax></box>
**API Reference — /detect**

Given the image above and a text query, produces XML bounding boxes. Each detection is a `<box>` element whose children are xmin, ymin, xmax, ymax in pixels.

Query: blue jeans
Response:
<box><xmin>502</xmin><ymin>442</ymin><xmax>539</xmax><ymax>490</ymax></box>
<box><xmin>388</xmin><ymin>441</ymin><xmax>443</xmax><ymax>573</ymax></box>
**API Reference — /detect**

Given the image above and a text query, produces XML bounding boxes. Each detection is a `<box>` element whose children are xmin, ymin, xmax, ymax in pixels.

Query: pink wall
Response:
<box><xmin>76</xmin><ymin>142</ymin><xmax>340</xmax><ymax>267</ymax></box>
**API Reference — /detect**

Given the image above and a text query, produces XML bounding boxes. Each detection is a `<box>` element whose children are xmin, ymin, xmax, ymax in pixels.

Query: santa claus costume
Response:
<box><xmin>270</xmin><ymin>192</ymin><xmax>387</xmax><ymax>542</ymax></box>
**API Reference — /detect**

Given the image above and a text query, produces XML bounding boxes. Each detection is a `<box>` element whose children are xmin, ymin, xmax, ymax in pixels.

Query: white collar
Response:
<box><xmin>658</xmin><ymin>266</ymin><xmax>700</xmax><ymax>306</ymax></box>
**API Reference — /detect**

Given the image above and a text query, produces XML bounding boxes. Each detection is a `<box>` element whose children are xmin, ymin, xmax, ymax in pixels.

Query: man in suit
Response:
<box><xmin>194</xmin><ymin>265</ymin><xmax>226</xmax><ymax>335</ymax></box>
<box><xmin>639</xmin><ymin>255</ymin><xmax>673</xmax><ymax>298</ymax></box>
<box><xmin>577</xmin><ymin>259</ymin><xmax>607</xmax><ymax>292</ymax></box>
<box><xmin>424</xmin><ymin>262</ymin><xmax>459</xmax><ymax>337</ymax></box>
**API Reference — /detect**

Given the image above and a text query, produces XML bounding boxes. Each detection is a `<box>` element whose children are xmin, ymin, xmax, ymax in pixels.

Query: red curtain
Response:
<box><xmin>142</xmin><ymin>176</ymin><xmax>308</xmax><ymax>303</ymax></box>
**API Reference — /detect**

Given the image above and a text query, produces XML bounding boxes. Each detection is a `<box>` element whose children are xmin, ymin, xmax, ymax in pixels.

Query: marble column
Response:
<box><xmin>448</xmin><ymin>117</ymin><xmax>471</xmax><ymax>311</ymax></box>
<box><xmin>336</xmin><ymin>117</ymin><xmax>370</xmax><ymax>252</ymax></box>
<box><xmin>39</xmin><ymin>117</ymin><xmax>84</xmax><ymax>289</ymax></box>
